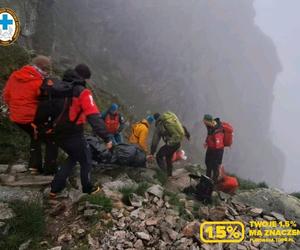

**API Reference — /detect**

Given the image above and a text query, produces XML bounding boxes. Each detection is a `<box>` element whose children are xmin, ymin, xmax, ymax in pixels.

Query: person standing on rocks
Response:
<box><xmin>129</xmin><ymin>114</ymin><xmax>155</xmax><ymax>153</ymax></box>
<box><xmin>102</xmin><ymin>103</ymin><xmax>126</xmax><ymax>145</ymax></box>
<box><xmin>149</xmin><ymin>112</ymin><xmax>190</xmax><ymax>176</ymax></box>
<box><xmin>49</xmin><ymin>64</ymin><xmax>113</xmax><ymax>197</ymax></box>
<box><xmin>3</xmin><ymin>55</ymin><xmax>58</xmax><ymax>175</ymax></box>
<box><xmin>203</xmin><ymin>114</ymin><xmax>225</xmax><ymax>183</ymax></box>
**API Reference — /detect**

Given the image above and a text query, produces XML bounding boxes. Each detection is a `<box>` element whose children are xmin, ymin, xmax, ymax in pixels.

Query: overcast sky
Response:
<box><xmin>254</xmin><ymin>0</ymin><xmax>300</xmax><ymax>192</ymax></box>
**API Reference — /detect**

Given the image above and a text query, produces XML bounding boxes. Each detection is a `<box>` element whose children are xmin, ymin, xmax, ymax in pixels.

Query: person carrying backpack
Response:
<box><xmin>3</xmin><ymin>55</ymin><xmax>58</xmax><ymax>174</ymax></box>
<box><xmin>203</xmin><ymin>114</ymin><xmax>233</xmax><ymax>183</ymax></box>
<box><xmin>48</xmin><ymin>64</ymin><xmax>112</xmax><ymax>197</ymax></box>
<box><xmin>149</xmin><ymin>112</ymin><xmax>190</xmax><ymax>176</ymax></box>
<box><xmin>129</xmin><ymin>114</ymin><xmax>155</xmax><ymax>153</ymax></box>
<box><xmin>102</xmin><ymin>103</ymin><xmax>125</xmax><ymax>145</ymax></box>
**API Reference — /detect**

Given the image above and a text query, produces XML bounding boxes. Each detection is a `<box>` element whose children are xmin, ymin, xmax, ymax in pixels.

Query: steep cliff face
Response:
<box><xmin>1</xmin><ymin>0</ymin><xmax>285</xmax><ymax>186</ymax></box>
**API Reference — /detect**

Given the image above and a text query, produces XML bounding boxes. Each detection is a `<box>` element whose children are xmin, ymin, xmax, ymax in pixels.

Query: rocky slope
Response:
<box><xmin>0</xmin><ymin>163</ymin><xmax>300</xmax><ymax>250</ymax></box>
<box><xmin>0</xmin><ymin>0</ymin><xmax>285</xmax><ymax>187</ymax></box>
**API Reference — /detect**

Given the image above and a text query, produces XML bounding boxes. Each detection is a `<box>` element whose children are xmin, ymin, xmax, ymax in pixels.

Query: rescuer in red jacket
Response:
<box><xmin>203</xmin><ymin>114</ymin><xmax>225</xmax><ymax>183</ymax></box>
<box><xmin>3</xmin><ymin>56</ymin><xmax>58</xmax><ymax>174</ymax></box>
<box><xmin>50</xmin><ymin>65</ymin><xmax>113</xmax><ymax>197</ymax></box>
<box><xmin>101</xmin><ymin>103</ymin><xmax>125</xmax><ymax>145</ymax></box>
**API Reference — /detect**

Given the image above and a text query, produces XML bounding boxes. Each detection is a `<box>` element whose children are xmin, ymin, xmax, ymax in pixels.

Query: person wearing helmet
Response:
<box><xmin>102</xmin><ymin>103</ymin><xmax>125</xmax><ymax>144</ymax></box>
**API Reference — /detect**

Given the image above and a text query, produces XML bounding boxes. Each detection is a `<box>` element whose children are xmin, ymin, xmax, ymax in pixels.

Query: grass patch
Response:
<box><xmin>119</xmin><ymin>185</ymin><xmax>137</xmax><ymax>205</ymax></box>
<box><xmin>290</xmin><ymin>192</ymin><xmax>300</xmax><ymax>200</ymax></box>
<box><xmin>135</xmin><ymin>182</ymin><xmax>150</xmax><ymax>196</ymax></box>
<box><xmin>119</xmin><ymin>182</ymin><xmax>150</xmax><ymax>205</ymax></box>
<box><xmin>164</xmin><ymin>190</ymin><xmax>186</xmax><ymax>216</ymax></box>
<box><xmin>0</xmin><ymin>201</ymin><xmax>45</xmax><ymax>250</ymax></box>
<box><xmin>237</xmin><ymin>178</ymin><xmax>269</xmax><ymax>190</ymax></box>
<box><xmin>81</xmin><ymin>194</ymin><xmax>112</xmax><ymax>212</ymax></box>
<box><xmin>154</xmin><ymin>169</ymin><xmax>168</xmax><ymax>186</ymax></box>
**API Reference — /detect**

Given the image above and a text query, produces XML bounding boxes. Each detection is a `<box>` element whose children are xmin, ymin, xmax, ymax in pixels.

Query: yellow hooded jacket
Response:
<box><xmin>129</xmin><ymin>119</ymin><xmax>150</xmax><ymax>153</ymax></box>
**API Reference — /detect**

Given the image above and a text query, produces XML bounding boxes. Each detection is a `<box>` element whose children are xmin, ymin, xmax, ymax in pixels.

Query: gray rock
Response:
<box><xmin>57</xmin><ymin>233</ymin><xmax>72</xmax><ymax>243</ymax></box>
<box><xmin>0</xmin><ymin>186</ymin><xmax>43</xmax><ymax>204</ymax></box>
<box><xmin>134</xmin><ymin>239</ymin><xmax>144</xmax><ymax>248</ymax></box>
<box><xmin>0</xmin><ymin>202</ymin><xmax>15</xmax><ymax>220</ymax></box>
<box><xmin>0</xmin><ymin>174</ymin><xmax>16</xmax><ymax>184</ymax></box>
<box><xmin>248</xmin><ymin>207</ymin><xmax>263</xmax><ymax>217</ymax></box>
<box><xmin>0</xmin><ymin>164</ymin><xmax>9</xmax><ymax>174</ymax></box>
<box><xmin>84</xmin><ymin>209</ymin><xmax>97</xmax><ymax>217</ymax></box>
<box><xmin>269</xmin><ymin>211</ymin><xmax>286</xmax><ymax>221</ymax></box>
<box><xmin>47</xmin><ymin>247</ymin><xmax>62</xmax><ymax>250</ymax></box>
<box><xmin>234</xmin><ymin>188</ymin><xmax>300</xmax><ymax>225</ymax></box>
<box><xmin>129</xmin><ymin>193</ymin><xmax>143</xmax><ymax>207</ymax></box>
<box><xmin>263</xmin><ymin>215</ymin><xmax>275</xmax><ymax>221</ymax></box>
<box><xmin>102</xmin><ymin>174</ymin><xmax>135</xmax><ymax>191</ymax></box>
<box><xmin>145</xmin><ymin>217</ymin><xmax>159</xmax><ymax>226</ymax></box>
<box><xmin>114</xmin><ymin>230</ymin><xmax>126</xmax><ymax>239</ymax></box>
<box><xmin>19</xmin><ymin>239</ymin><xmax>31</xmax><ymax>250</ymax></box>
<box><xmin>88</xmin><ymin>234</ymin><xmax>100</xmax><ymax>249</ymax></box>
<box><xmin>166</xmin><ymin>228</ymin><xmax>178</xmax><ymax>241</ymax></box>
<box><xmin>77</xmin><ymin>228</ymin><xmax>86</xmax><ymax>237</ymax></box>
<box><xmin>147</xmin><ymin>184</ymin><xmax>164</xmax><ymax>198</ymax></box>
<box><xmin>68</xmin><ymin>188</ymin><xmax>84</xmax><ymax>203</ymax></box>
<box><xmin>165</xmin><ymin>215</ymin><xmax>177</xmax><ymax>226</ymax></box>
<box><xmin>209</xmin><ymin>206</ymin><xmax>227</xmax><ymax>221</ymax></box>
<box><xmin>136</xmin><ymin>231</ymin><xmax>151</xmax><ymax>241</ymax></box>
<box><xmin>11</xmin><ymin>164</ymin><xmax>27</xmax><ymax>173</ymax></box>
<box><xmin>130</xmin><ymin>208</ymin><xmax>141</xmax><ymax>219</ymax></box>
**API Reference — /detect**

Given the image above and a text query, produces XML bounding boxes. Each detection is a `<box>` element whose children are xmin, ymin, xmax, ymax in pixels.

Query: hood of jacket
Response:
<box><xmin>12</xmin><ymin>65</ymin><xmax>43</xmax><ymax>82</ymax></box>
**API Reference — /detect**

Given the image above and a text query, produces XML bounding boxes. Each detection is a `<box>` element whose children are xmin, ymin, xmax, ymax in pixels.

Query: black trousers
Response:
<box><xmin>156</xmin><ymin>143</ymin><xmax>180</xmax><ymax>176</ymax></box>
<box><xmin>16</xmin><ymin>123</ymin><xmax>58</xmax><ymax>174</ymax></box>
<box><xmin>51</xmin><ymin>132</ymin><xmax>93</xmax><ymax>193</ymax></box>
<box><xmin>205</xmin><ymin>148</ymin><xmax>224</xmax><ymax>183</ymax></box>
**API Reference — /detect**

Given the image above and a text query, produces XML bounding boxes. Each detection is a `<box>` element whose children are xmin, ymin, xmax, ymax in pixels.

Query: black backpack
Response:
<box><xmin>86</xmin><ymin>136</ymin><xmax>112</xmax><ymax>164</ymax></box>
<box><xmin>195</xmin><ymin>175</ymin><xmax>214</xmax><ymax>203</ymax></box>
<box><xmin>183</xmin><ymin>174</ymin><xmax>214</xmax><ymax>203</ymax></box>
<box><xmin>34</xmin><ymin>78</ymin><xmax>79</xmax><ymax>136</ymax></box>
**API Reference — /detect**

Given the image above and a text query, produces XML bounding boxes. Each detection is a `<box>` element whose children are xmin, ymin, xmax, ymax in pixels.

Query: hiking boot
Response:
<box><xmin>29</xmin><ymin>167</ymin><xmax>39</xmax><ymax>175</ymax></box>
<box><xmin>49</xmin><ymin>191</ymin><xmax>57</xmax><ymax>199</ymax></box>
<box><xmin>83</xmin><ymin>185</ymin><xmax>101</xmax><ymax>195</ymax></box>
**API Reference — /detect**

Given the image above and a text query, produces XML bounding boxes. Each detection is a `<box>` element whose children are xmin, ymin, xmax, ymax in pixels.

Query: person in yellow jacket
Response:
<box><xmin>129</xmin><ymin>115</ymin><xmax>155</xmax><ymax>153</ymax></box>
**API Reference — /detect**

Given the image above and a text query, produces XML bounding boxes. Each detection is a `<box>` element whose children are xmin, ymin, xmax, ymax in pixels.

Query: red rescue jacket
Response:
<box><xmin>104</xmin><ymin>113</ymin><xmax>120</xmax><ymax>134</ymax></box>
<box><xmin>68</xmin><ymin>86</ymin><xmax>100</xmax><ymax>125</ymax></box>
<box><xmin>3</xmin><ymin>65</ymin><xmax>43</xmax><ymax>124</ymax></box>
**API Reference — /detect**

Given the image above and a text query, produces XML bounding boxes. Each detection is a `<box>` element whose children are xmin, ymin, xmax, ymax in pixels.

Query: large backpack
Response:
<box><xmin>221</xmin><ymin>122</ymin><xmax>234</xmax><ymax>147</ymax></box>
<box><xmin>33</xmin><ymin>78</ymin><xmax>78</xmax><ymax>136</ymax></box>
<box><xmin>160</xmin><ymin>112</ymin><xmax>185</xmax><ymax>145</ymax></box>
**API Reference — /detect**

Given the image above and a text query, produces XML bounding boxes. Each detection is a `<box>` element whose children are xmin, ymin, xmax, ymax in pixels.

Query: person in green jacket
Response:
<box><xmin>148</xmin><ymin>112</ymin><xmax>190</xmax><ymax>176</ymax></box>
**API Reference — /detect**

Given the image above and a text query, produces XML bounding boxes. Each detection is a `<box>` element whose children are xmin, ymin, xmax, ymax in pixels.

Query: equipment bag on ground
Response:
<box><xmin>194</xmin><ymin>175</ymin><xmax>214</xmax><ymax>202</ymax></box>
<box><xmin>86</xmin><ymin>135</ymin><xmax>112</xmax><ymax>164</ymax></box>
<box><xmin>86</xmin><ymin>136</ymin><xmax>146</xmax><ymax>167</ymax></box>
<box><xmin>110</xmin><ymin>143</ymin><xmax>146</xmax><ymax>167</ymax></box>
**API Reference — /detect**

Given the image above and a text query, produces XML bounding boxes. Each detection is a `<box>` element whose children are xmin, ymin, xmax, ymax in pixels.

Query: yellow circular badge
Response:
<box><xmin>0</xmin><ymin>8</ymin><xmax>20</xmax><ymax>46</ymax></box>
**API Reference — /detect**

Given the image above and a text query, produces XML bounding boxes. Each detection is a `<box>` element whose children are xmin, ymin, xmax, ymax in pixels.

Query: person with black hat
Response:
<box><xmin>49</xmin><ymin>64</ymin><xmax>112</xmax><ymax>198</ymax></box>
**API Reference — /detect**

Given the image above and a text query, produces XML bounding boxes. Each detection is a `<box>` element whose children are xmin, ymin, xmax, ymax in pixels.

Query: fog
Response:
<box><xmin>5</xmin><ymin>0</ymin><xmax>293</xmax><ymax>189</ymax></box>
<box><xmin>254</xmin><ymin>0</ymin><xmax>300</xmax><ymax>192</ymax></box>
